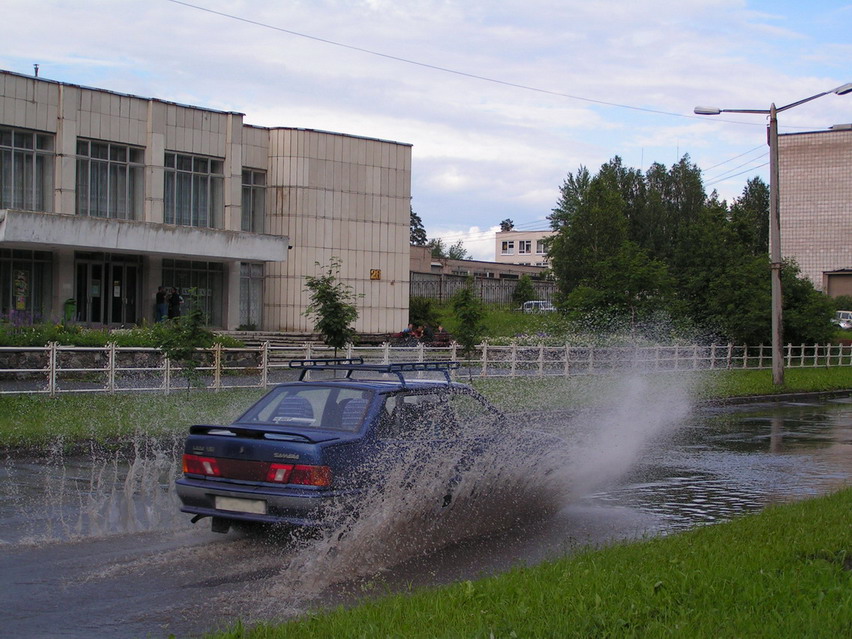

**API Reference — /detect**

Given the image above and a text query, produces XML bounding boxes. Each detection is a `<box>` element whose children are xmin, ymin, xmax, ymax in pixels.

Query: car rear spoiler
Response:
<box><xmin>288</xmin><ymin>359</ymin><xmax>460</xmax><ymax>385</ymax></box>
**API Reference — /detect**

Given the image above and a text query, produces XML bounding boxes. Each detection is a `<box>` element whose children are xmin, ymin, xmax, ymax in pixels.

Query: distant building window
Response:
<box><xmin>241</xmin><ymin>169</ymin><xmax>266</xmax><ymax>233</ymax></box>
<box><xmin>161</xmin><ymin>259</ymin><xmax>224</xmax><ymax>326</ymax></box>
<box><xmin>536</xmin><ymin>239</ymin><xmax>547</xmax><ymax>254</ymax></box>
<box><xmin>0</xmin><ymin>127</ymin><xmax>54</xmax><ymax>212</ymax></box>
<box><xmin>164</xmin><ymin>152</ymin><xmax>224</xmax><ymax>228</ymax></box>
<box><xmin>518</xmin><ymin>240</ymin><xmax>532</xmax><ymax>254</ymax></box>
<box><xmin>76</xmin><ymin>140</ymin><xmax>144</xmax><ymax>219</ymax></box>
<box><xmin>501</xmin><ymin>241</ymin><xmax>514</xmax><ymax>255</ymax></box>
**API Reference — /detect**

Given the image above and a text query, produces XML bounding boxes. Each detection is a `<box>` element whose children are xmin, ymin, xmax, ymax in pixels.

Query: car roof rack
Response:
<box><xmin>288</xmin><ymin>359</ymin><xmax>460</xmax><ymax>385</ymax></box>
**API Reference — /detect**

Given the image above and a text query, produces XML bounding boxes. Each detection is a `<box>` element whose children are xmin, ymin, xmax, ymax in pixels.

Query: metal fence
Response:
<box><xmin>1</xmin><ymin>341</ymin><xmax>851</xmax><ymax>396</ymax></box>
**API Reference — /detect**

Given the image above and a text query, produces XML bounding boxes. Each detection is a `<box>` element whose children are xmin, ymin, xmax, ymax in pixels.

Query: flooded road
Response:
<box><xmin>1</xmin><ymin>397</ymin><xmax>851</xmax><ymax>638</ymax></box>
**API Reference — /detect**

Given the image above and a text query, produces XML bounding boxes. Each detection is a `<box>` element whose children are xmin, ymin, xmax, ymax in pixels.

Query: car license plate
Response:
<box><xmin>215</xmin><ymin>496</ymin><xmax>267</xmax><ymax>515</ymax></box>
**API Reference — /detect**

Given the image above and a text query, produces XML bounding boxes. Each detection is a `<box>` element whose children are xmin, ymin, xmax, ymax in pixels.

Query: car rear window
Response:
<box><xmin>240</xmin><ymin>386</ymin><xmax>372</xmax><ymax>432</ymax></box>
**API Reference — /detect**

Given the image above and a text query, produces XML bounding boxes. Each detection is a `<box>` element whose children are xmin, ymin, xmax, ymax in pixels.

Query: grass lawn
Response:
<box><xmin>2</xmin><ymin>367</ymin><xmax>852</xmax><ymax>450</ymax></box>
<box><xmin>207</xmin><ymin>488</ymin><xmax>852</xmax><ymax>638</ymax></box>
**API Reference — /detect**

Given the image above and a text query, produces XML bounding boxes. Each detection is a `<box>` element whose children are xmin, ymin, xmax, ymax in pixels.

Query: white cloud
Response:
<box><xmin>3</xmin><ymin>0</ymin><xmax>848</xmax><ymax>241</ymax></box>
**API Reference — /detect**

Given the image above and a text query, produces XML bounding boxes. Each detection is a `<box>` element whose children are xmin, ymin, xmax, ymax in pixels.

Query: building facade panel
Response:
<box><xmin>779</xmin><ymin>129</ymin><xmax>852</xmax><ymax>291</ymax></box>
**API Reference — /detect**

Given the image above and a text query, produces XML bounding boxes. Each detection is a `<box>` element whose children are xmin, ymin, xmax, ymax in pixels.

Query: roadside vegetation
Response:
<box><xmin>3</xmin><ymin>367</ymin><xmax>852</xmax><ymax>452</ymax></box>
<box><xmin>207</xmin><ymin>487</ymin><xmax>852</xmax><ymax>638</ymax></box>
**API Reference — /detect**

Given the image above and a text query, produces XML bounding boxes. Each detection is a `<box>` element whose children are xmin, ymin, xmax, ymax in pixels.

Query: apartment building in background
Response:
<box><xmin>0</xmin><ymin>70</ymin><xmax>411</xmax><ymax>332</ymax></box>
<box><xmin>494</xmin><ymin>229</ymin><xmax>554</xmax><ymax>267</ymax></box>
<box><xmin>778</xmin><ymin>127</ymin><xmax>852</xmax><ymax>296</ymax></box>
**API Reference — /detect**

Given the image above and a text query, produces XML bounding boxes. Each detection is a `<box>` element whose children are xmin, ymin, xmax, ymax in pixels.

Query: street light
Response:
<box><xmin>695</xmin><ymin>82</ymin><xmax>852</xmax><ymax>386</ymax></box>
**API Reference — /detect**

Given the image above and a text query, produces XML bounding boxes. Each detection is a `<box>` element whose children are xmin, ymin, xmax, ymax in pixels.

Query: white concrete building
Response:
<box><xmin>0</xmin><ymin>70</ymin><xmax>410</xmax><ymax>333</ymax></box>
<box><xmin>494</xmin><ymin>230</ymin><xmax>554</xmax><ymax>267</ymax></box>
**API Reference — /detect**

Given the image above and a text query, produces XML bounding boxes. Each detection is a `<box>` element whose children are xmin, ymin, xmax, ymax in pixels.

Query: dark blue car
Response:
<box><xmin>176</xmin><ymin>359</ymin><xmax>505</xmax><ymax>534</ymax></box>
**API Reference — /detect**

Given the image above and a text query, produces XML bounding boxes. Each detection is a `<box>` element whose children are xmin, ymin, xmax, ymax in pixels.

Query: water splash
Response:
<box><xmin>2</xmin><ymin>433</ymin><xmax>188</xmax><ymax>545</ymax></box>
<box><xmin>246</xmin><ymin>371</ymin><xmax>695</xmax><ymax>615</ymax></box>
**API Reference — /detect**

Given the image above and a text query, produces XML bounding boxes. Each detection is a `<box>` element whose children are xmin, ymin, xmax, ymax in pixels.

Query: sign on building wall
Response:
<box><xmin>370</xmin><ymin>269</ymin><xmax>381</xmax><ymax>280</ymax></box>
<box><xmin>14</xmin><ymin>270</ymin><xmax>28</xmax><ymax>310</ymax></box>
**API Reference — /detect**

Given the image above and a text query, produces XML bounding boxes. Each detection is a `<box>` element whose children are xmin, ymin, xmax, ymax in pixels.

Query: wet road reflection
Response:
<box><xmin>0</xmin><ymin>397</ymin><xmax>850</xmax><ymax>638</ymax></box>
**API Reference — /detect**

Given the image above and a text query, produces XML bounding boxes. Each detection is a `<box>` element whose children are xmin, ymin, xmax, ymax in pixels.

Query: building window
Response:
<box><xmin>240</xmin><ymin>262</ymin><xmax>264</xmax><ymax>329</ymax></box>
<box><xmin>518</xmin><ymin>240</ymin><xmax>532</xmax><ymax>254</ymax></box>
<box><xmin>536</xmin><ymin>239</ymin><xmax>547</xmax><ymax>254</ymax></box>
<box><xmin>76</xmin><ymin>140</ymin><xmax>144</xmax><ymax>219</ymax></box>
<box><xmin>161</xmin><ymin>259</ymin><xmax>224</xmax><ymax>327</ymax></box>
<box><xmin>501</xmin><ymin>241</ymin><xmax>514</xmax><ymax>255</ymax></box>
<box><xmin>164</xmin><ymin>152</ymin><xmax>224</xmax><ymax>228</ymax></box>
<box><xmin>241</xmin><ymin>169</ymin><xmax>266</xmax><ymax>233</ymax></box>
<box><xmin>0</xmin><ymin>127</ymin><xmax>54</xmax><ymax>212</ymax></box>
<box><xmin>0</xmin><ymin>248</ymin><xmax>53</xmax><ymax>322</ymax></box>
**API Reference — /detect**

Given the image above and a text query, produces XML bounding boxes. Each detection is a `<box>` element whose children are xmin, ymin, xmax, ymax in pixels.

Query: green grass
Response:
<box><xmin>2</xmin><ymin>367</ymin><xmax>852</xmax><ymax>450</ymax></box>
<box><xmin>0</xmin><ymin>389</ymin><xmax>264</xmax><ymax>450</ymax></box>
<box><xmin>207</xmin><ymin>488</ymin><xmax>852</xmax><ymax>638</ymax></box>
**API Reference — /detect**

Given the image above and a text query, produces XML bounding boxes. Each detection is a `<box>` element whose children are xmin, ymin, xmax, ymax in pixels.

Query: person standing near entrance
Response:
<box><xmin>155</xmin><ymin>286</ymin><xmax>168</xmax><ymax>322</ymax></box>
<box><xmin>167</xmin><ymin>287</ymin><xmax>183</xmax><ymax>319</ymax></box>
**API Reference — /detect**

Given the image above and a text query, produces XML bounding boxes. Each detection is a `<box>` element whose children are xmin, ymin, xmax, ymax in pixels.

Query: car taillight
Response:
<box><xmin>290</xmin><ymin>465</ymin><xmax>332</xmax><ymax>487</ymax></box>
<box><xmin>183</xmin><ymin>454</ymin><xmax>221</xmax><ymax>476</ymax></box>
<box><xmin>266</xmin><ymin>463</ymin><xmax>293</xmax><ymax>483</ymax></box>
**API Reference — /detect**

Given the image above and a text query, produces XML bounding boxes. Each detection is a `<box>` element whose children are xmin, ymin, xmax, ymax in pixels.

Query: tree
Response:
<box><xmin>156</xmin><ymin>288</ymin><xmax>216</xmax><ymax>389</ymax></box>
<box><xmin>512</xmin><ymin>274</ymin><xmax>537</xmax><ymax>307</ymax></box>
<box><xmin>428</xmin><ymin>238</ymin><xmax>446</xmax><ymax>258</ymax></box>
<box><xmin>451</xmin><ymin>276</ymin><xmax>484</xmax><ymax>364</ymax></box>
<box><xmin>429</xmin><ymin>238</ymin><xmax>469</xmax><ymax>260</ymax></box>
<box><xmin>304</xmin><ymin>258</ymin><xmax>359</xmax><ymax>353</ymax></box>
<box><xmin>563</xmin><ymin>242</ymin><xmax>672</xmax><ymax>334</ymax></box>
<box><xmin>410</xmin><ymin>207</ymin><xmax>428</xmax><ymax>246</ymax></box>
<box><xmin>550</xmin><ymin>165</ymin><xmax>592</xmax><ymax>231</ymax></box>
<box><xmin>447</xmin><ymin>240</ymin><xmax>469</xmax><ymax>260</ymax></box>
<box><xmin>499</xmin><ymin>218</ymin><xmax>514</xmax><ymax>232</ymax></box>
<box><xmin>548</xmin><ymin>176</ymin><xmax>628</xmax><ymax>296</ymax></box>
<box><xmin>729</xmin><ymin>177</ymin><xmax>769</xmax><ymax>256</ymax></box>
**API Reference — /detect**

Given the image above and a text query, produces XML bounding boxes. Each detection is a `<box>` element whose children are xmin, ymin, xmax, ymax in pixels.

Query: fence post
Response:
<box><xmin>564</xmin><ymin>344</ymin><xmax>570</xmax><ymax>378</ymax></box>
<box><xmin>758</xmin><ymin>344</ymin><xmax>764</xmax><ymax>369</ymax></box>
<box><xmin>213</xmin><ymin>343</ymin><xmax>222</xmax><ymax>391</ymax></box>
<box><xmin>800</xmin><ymin>343</ymin><xmax>805</xmax><ymax>368</ymax></box>
<box><xmin>481</xmin><ymin>342</ymin><xmax>488</xmax><ymax>377</ymax></box>
<box><xmin>261</xmin><ymin>342</ymin><xmax>269</xmax><ymax>388</ymax></box>
<box><xmin>709</xmin><ymin>344</ymin><xmax>716</xmax><ymax>370</ymax></box>
<box><xmin>47</xmin><ymin>341</ymin><xmax>57</xmax><ymax>397</ymax></box>
<box><xmin>589</xmin><ymin>345</ymin><xmax>595</xmax><ymax>374</ymax></box>
<box><xmin>107</xmin><ymin>342</ymin><xmax>116</xmax><ymax>393</ymax></box>
<box><xmin>539</xmin><ymin>344</ymin><xmax>545</xmax><ymax>377</ymax></box>
<box><xmin>306</xmin><ymin>342</ymin><xmax>313</xmax><ymax>361</ymax></box>
<box><xmin>164</xmin><ymin>356</ymin><xmax>171</xmax><ymax>395</ymax></box>
<box><xmin>692</xmin><ymin>345</ymin><xmax>698</xmax><ymax>370</ymax></box>
<box><xmin>382</xmin><ymin>341</ymin><xmax>390</xmax><ymax>364</ymax></box>
<box><xmin>742</xmin><ymin>345</ymin><xmax>748</xmax><ymax>369</ymax></box>
<box><xmin>726</xmin><ymin>343</ymin><xmax>733</xmax><ymax>369</ymax></box>
<box><xmin>511</xmin><ymin>343</ymin><xmax>517</xmax><ymax>377</ymax></box>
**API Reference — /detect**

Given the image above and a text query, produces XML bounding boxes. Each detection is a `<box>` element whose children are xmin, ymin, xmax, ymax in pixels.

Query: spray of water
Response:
<box><xmin>3</xmin><ymin>432</ymin><xmax>188</xmax><ymax>545</ymax></box>
<box><xmin>245</xmin><ymin>369</ymin><xmax>696</xmax><ymax>616</ymax></box>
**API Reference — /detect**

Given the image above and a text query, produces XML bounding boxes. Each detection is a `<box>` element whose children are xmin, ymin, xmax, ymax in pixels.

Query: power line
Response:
<box><xmin>701</xmin><ymin>144</ymin><xmax>765</xmax><ymax>172</ymax></box>
<box><xmin>165</xmin><ymin>0</ymin><xmax>707</xmax><ymax>122</ymax></box>
<box><xmin>705</xmin><ymin>162</ymin><xmax>769</xmax><ymax>188</ymax></box>
<box><xmin>704</xmin><ymin>152</ymin><xmax>767</xmax><ymax>183</ymax></box>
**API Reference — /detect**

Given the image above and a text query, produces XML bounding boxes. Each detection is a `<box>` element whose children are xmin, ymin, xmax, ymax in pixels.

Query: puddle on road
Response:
<box><xmin>0</xmin><ymin>435</ymin><xmax>189</xmax><ymax>545</ymax></box>
<box><xmin>2</xmin><ymin>386</ymin><xmax>852</xmax><ymax>635</ymax></box>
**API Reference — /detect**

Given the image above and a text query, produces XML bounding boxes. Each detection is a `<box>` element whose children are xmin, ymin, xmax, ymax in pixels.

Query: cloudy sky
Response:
<box><xmin>3</xmin><ymin>0</ymin><xmax>850</xmax><ymax>259</ymax></box>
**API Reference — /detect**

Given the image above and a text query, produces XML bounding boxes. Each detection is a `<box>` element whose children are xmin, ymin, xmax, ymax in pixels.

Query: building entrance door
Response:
<box><xmin>74</xmin><ymin>254</ymin><xmax>141</xmax><ymax>326</ymax></box>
